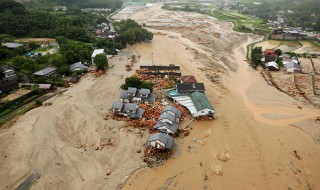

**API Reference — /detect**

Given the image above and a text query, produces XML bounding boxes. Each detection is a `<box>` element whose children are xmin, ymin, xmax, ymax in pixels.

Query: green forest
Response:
<box><xmin>237</xmin><ymin>0</ymin><xmax>320</xmax><ymax>30</ymax></box>
<box><xmin>0</xmin><ymin>0</ymin><xmax>153</xmax><ymax>85</ymax></box>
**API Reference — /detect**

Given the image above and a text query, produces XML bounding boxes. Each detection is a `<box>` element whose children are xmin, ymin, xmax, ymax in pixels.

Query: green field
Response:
<box><xmin>209</xmin><ymin>8</ymin><xmax>271</xmax><ymax>34</ymax></box>
<box><xmin>162</xmin><ymin>3</ymin><xmax>271</xmax><ymax>34</ymax></box>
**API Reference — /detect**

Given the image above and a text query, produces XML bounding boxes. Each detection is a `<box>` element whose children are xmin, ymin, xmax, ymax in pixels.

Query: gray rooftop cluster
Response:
<box><xmin>120</xmin><ymin>87</ymin><xmax>156</xmax><ymax>103</ymax></box>
<box><xmin>147</xmin><ymin>105</ymin><xmax>183</xmax><ymax>151</ymax></box>
<box><xmin>147</xmin><ymin>133</ymin><xmax>174</xmax><ymax>150</ymax></box>
<box><xmin>112</xmin><ymin>102</ymin><xmax>144</xmax><ymax>119</ymax></box>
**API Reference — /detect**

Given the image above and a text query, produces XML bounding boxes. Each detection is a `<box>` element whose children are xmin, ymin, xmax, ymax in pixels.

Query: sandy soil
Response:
<box><xmin>0</xmin><ymin>3</ymin><xmax>319</xmax><ymax>190</ymax></box>
<box><xmin>119</xmin><ymin>4</ymin><xmax>320</xmax><ymax>190</ymax></box>
<box><xmin>0</xmin><ymin>49</ymin><xmax>147</xmax><ymax>190</ymax></box>
<box><xmin>1</xmin><ymin>89</ymin><xmax>31</xmax><ymax>101</ymax></box>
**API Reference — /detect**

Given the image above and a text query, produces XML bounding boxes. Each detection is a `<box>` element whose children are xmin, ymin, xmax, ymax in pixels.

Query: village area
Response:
<box><xmin>0</xmin><ymin>2</ymin><xmax>320</xmax><ymax>190</ymax></box>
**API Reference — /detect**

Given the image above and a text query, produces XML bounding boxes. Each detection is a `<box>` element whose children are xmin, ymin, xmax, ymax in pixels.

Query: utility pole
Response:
<box><xmin>151</xmin><ymin>52</ymin><xmax>154</xmax><ymax>65</ymax></box>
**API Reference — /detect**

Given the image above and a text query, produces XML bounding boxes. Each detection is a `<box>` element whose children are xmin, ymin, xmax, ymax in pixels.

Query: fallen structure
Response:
<box><xmin>112</xmin><ymin>102</ymin><xmax>145</xmax><ymax>119</ymax></box>
<box><xmin>120</xmin><ymin>87</ymin><xmax>156</xmax><ymax>104</ymax></box>
<box><xmin>146</xmin><ymin>133</ymin><xmax>174</xmax><ymax>150</ymax></box>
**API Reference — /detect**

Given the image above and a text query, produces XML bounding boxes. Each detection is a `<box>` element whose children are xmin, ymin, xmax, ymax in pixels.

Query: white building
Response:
<box><xmin>91</xmin><ymin>49</ymin><xmax>105</xmax><ymax>65</ymax></box>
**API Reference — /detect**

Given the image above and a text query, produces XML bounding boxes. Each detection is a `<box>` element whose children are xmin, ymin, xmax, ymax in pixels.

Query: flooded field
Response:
<box><xmin>254</xmin><ymin>40</ymin><xmax>320</xmax><ymax>54</ymax></box>
<box><xmin>253</xmin><ymin>40</ymin><xmax>281</xmax><ymax>50</ymax></box>
<box><xmin>292</xmin><ymin>41</ymin><xmax>320</xmax><ymax>54</ymax></box>
<box><xmin>276</xmin><ymin>41</ymin><xmax>301</xmax><ymax>53</ymax></box>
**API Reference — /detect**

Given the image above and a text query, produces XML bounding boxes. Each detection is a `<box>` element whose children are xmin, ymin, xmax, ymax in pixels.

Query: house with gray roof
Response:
<box><xmin>154</xmin><ymin>121</ymin><xmax>179</xmax><ymax>135</ymax></box>
<box><xmin>112</xmin><ymin>102</ymin><xmax>145</xmax><ymax>119</ymax></box>
<box><xmin>158</xmin><ymin>112</ymin><xmax>176</xmax><ymax>125</ymax></box>
<box><xmin>34</xmin><ymin>67</ymin><xmax>57</xmax><ymax>77</ymax></box>
<box><xmin>2</xmin><ymin>42</ymin><xmax>23</xmax><ymax>49</ymax></box>
<box><xmin>161</xmin><ymin>105</ymin><xmax>182</xmax><ymax>122</ymax></box>
<box><xmin>0</xmin><ymin>65</ymin><xmax>17</xmax><ymax>81</ymax></box>
<box><xmin>146</xmin><ymin>133</ymin><xmax>174</xmax><ymax>150</ymax></box>
<box><xmin>176</xmin><ymin>83</ymin><xmax>205</xmax><ymax>95</ymax></box>
<box><xmin>120</xmin><ymin>87</ymin><xmax>156</xmax><ymax>104</ymax></box>
<box><xmin>285</xmin><ymin>62</ymin><xmax>301</xmax><ymax>73</ymax></box>
<box><xmin>70</xmin><ymin>62</ymin><xmax>88</xmax><ymax>72</ymax></box>
<box><xmin>189</xmin><ymin>91</ymin><xmax>215</xmax><ymax>117</ymax></box>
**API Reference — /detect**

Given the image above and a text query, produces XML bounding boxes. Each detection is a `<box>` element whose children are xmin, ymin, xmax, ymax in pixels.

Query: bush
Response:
<box><xmin>121</xmin><ymin>76</ymin><xmax>154</xmax><ymax>92</ymax></box>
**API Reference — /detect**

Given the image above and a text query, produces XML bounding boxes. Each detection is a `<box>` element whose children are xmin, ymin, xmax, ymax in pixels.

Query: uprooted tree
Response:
<box><xmin>121</xmin><ymin>76</ymin><xmax>154</xmax><ymax>92</ymax></box>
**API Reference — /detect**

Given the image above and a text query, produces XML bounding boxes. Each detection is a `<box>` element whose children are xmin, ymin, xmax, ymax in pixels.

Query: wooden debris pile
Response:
<box><xmin>153</xmin><ymin>80</ymin><xmax>175</xmax><ymax>90</ymax></box>
<box><xmin>143</xmin><ymin>148</ymin><xmax>171</xmax><ymax>167</ymax></box>
<box><xmin>129</xmin><ymin>102</ymin><xmax>165</xmax><ymax>129</ymax></box>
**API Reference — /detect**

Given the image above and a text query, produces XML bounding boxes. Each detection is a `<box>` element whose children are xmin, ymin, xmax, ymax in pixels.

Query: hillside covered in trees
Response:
<box><xmin>237</xmin><ymin>0</ymin><xmax>320</xmax><ymax>30</ymax></box>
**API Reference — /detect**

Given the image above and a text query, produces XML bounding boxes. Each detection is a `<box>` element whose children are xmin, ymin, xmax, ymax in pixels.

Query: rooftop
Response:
<box><xmin>70</xmin><ymin>62</ymin><xmax>88</xmax><ymax>72</ymax></box>
<box><xmin>159</xmin><ymin>112</ymin><xmax>176</xmax><ymax>123</ymax></box>
<box><xmin>154</xmin><ymin>121</ymin><xmax>179</xmax><ymax>133</ymax></box>
<box><xmin>190</xmin><ymin>91</ymin><xmax>214</xmax><ymax>111</ymax></box>
<box><xmin>147</xmin><ymin>133</ymin><xmax>174</xmax><ymax>150</ymax></box>
<box><xmin>91</xmin><ymin>49</ymin><xmax>105</xmax><ymax>58</ymax></box>
<box><xmin>34</xmin><ymin>67</ymin><xmax>57</xmax><ymax>76</ymax></box>
<box><xmin>2</xmin><ymin>42</ymin><xmax>23</xmax><ymax>49</ymax></box>
<box><xmin>180</xmin><ymin>75</ymin><xmax>197</xmax><ymax>83</ymax></box>
<box><xmin>162</xmin><ymin>105</ymin><xmax>182</xmax><ymax>118</ymax></box>
<box><xmin>140</xmin><ymin>65</ymin><xmax>180</xmax><ymax>71</ymax></box>
<box><xmin>177</xmin><ymin>83</ymin><xmax>205</xmax><ymax>92</ymax></box>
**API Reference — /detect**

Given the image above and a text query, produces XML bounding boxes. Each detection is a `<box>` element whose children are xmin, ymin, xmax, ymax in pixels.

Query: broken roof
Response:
<box><xmin>180</xmin><ymin>75</ymin><xmax>197</xmax><ymax>83</ymax></box>
<box><xmin>159</xmin><ymin>112</ymin><xmax>176</xmax><ymax>123</ymax></box>
<box><xmin>190</xmin><ymin>91</ymin><xmax>215</xmax><ymax>111</ymax></box>
<box><xmin>146</xmin><ymin>133</ymin><xmax>174</xmax><ymax>150</ymax></box>
<box><xmin>33</xmin><ymin>67</ymin><xmax>57</xmax><ymax>76</ymax></box>
<box><xmin>154</xmin><ymin>121</ymin><xmax>179</xmax><ymax>133</ymax></box>
<box><xmin>176</xmin><ymin>83</ymin><xmax>205</xmax><ymax>92</ymax></box>
<box><xmin>70</xmin><ymin>62</ymin><xmax>88</xmax><ymax>72</ymax></box>
<box><xmin>162</xmin><ymin>105</ymin><xmax>182</xmax><ymax>118</ymax></box>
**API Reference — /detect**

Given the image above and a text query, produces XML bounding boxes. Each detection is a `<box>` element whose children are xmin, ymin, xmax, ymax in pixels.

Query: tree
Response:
<box><xmin>275</xmin><ymin>49</ymin><xmax>282</xmax><ymax>56</ymax></box>
<box><xmin>121</xmin><ymin>76</ymin><xmax>154</xmax><ymax>92</ymax></box>
<box><xmin>12</xmin><ymin>56</ymin><xmax>25</xmax><ymax>68</ymax></box>
<box><xmin>94</xmin><ymin>53</ymin><xmax>108</xmax><ymax>70</ymax></box>
<box><xmin>50</xmin><ymin>54</ymin><xmax>66</xmax><ymax>67</ymax></box>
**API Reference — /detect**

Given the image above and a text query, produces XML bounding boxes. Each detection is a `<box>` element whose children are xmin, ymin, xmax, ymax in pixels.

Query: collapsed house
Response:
<box><xmin>139</xmin><ymin>64</ymin><xmax>181</xmax><ymax>79</ymax></box>
<box><xmin>112</xmin><ymin>102</ymin><xmax>145</xmax><ymax>119</ymax></box>
<box><xmin>120</xmin><ymin>87</ymin><xmax>156</xmax><ymax>104</ymax></box>
<box><xmin>154</xmin><ymin>105</ymin><xmax>182</xmax><ymax>135</ymax></box>
<box><xmin>146</xmin><ymin>133</ymin><xmax>174</xmax><ymax>150</ymax></box>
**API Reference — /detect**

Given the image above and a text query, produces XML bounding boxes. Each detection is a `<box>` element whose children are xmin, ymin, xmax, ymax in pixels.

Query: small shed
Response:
<box><xmin>146</xmin><ymin>133</ymin><xmax>174</xmax><ymax>150</ymax></box>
